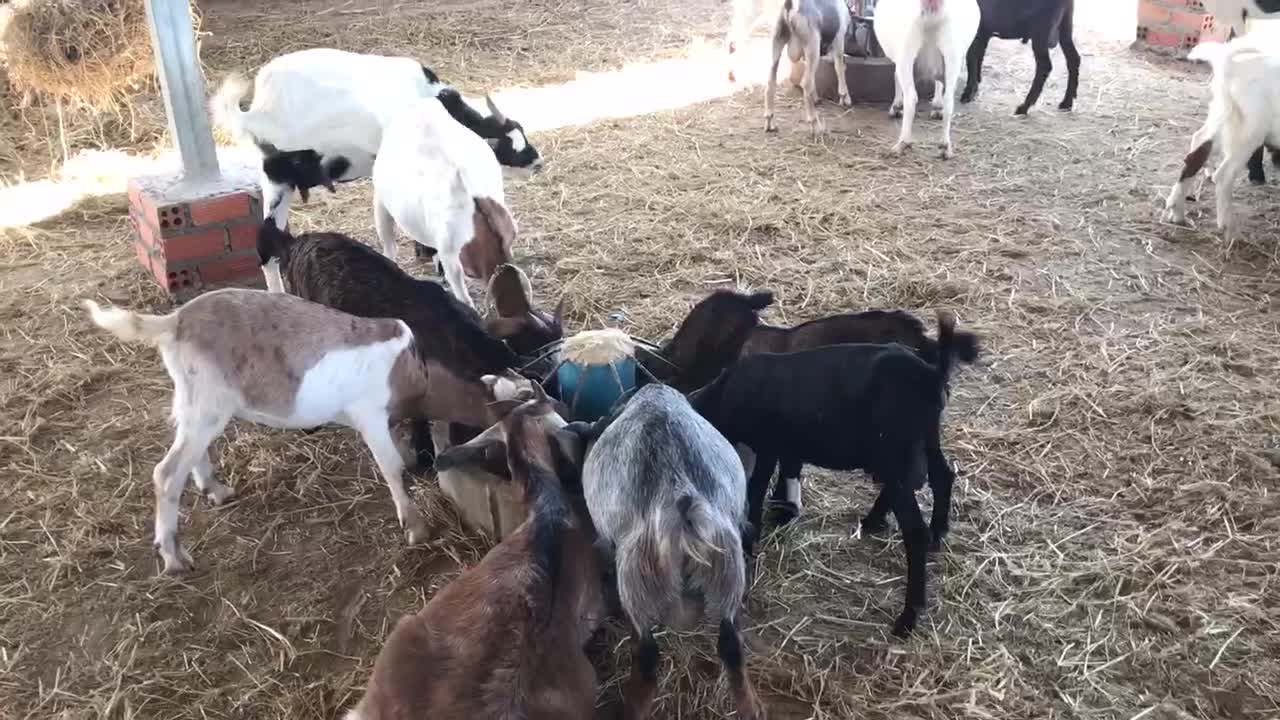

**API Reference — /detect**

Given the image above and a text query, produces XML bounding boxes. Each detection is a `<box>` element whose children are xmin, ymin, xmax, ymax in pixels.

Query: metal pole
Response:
<box><xmin>144</xmin><ymin>0</ymin><xmax>220</xmax><ymax>182</ymax></box>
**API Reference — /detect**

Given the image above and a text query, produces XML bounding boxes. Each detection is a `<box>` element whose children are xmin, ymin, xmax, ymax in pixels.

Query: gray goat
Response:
<box><xmin>561</xmin><ymin>384</ymin><xmax>764</xmax><ymax>720</ymax></box>
<box><xmin>765</xmin><ymin>0</ymin><xmax>853</xmax><ymax>135</ymax></box>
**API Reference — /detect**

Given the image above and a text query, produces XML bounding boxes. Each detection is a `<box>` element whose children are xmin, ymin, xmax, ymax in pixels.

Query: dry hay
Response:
<box><xmin>2</xmin><ymin>1</ymin><xmax>1280</xmax><ymax>719</ymax></box>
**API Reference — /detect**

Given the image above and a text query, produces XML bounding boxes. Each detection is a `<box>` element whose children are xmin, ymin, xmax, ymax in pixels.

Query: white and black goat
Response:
<box><xmin>556</xmin><ymin>384</ymin><xmax>764</xmax><ymax>720</ymax></box>
<box><xmin>367</xmin><ymin>96</ymin><xmax>517</xmax><ymax>309</ymax></box>
<box><xmin>764</xmin><ymin>0</ymin><xmax>853</xmax><ymax>135</ymax></box>
<box><xmin>209</xmin><ymin>48</ymin><xmax>539</xmax><ymax>230</ymax></box>
<box><xmin>959</xmin><ymin>0</ymin><xmax>1080</xmax><ymax>115</ymax></box>
<box><xmin>81</xmin><ymin>289</ymin><xmax>531</xmax><ymax>574</ymax></box>
<box><xmin>875</xmin><ymin>0</ymin><xmax>981</xmax><ymax>158</ymax></box>
<box><xmin>1164</xmin><ymin>34</ymin><xmax>1280</xmax><ymax>237</ymax></box>
<box><xmin>687</xmin><ymin>311</ymin><xmax>973</xmax><ymax>637</ymax></box>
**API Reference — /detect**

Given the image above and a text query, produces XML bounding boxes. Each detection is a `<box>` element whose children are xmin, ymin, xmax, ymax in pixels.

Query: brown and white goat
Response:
<box><xmin>82</xmin><ymin>289</ymin><xmax>529</xmax><ymax>574</ymax></box>
<box><xmin>486</xmin><ymin>263</ymin><xmax>566</xmax><ymax>357</ymax></box>
<box><xmin>346</xmin><ymin>386</ymin><xmax>604</xmax><ymax>720</ymax></box>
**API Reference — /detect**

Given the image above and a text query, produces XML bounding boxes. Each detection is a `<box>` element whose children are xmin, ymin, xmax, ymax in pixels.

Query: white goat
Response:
<box><xmin>372</xmin><ymin>96</ymin><xmax>516</xmax><ymax>309</ymax></box>
<box><xmin>209</xmin><ymin>48</ymin><xmax>539</xmax><ymax>236</ymax></box>
<box><xmin>81</xmin><ymin>289</ymin><xmax>528</xmax><ymax>574</ymax></box>
<box><xmin>1164</xmin><ymin>34</ymin><xmax>1280</xmax><ymax>237</ymax></box>
<box><xmin>1201</xmin><ymin>0</ymin><xmax>1280</xmax><ymax>37</ymax></box>
<box><xmin>765</xmin><ymin>0</ymin><xmax>854</xmax><ymax>135</ymax></box>
<box><xmin>874</xmin><ymin>0</ymin><xmax>980</xmax><ymax>159</ymax></box>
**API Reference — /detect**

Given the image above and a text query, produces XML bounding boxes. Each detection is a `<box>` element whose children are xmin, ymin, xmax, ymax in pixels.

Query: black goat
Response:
<box><xmin>687</xmin><ymin>311</ymin><xmax>974</xmax><ymax>637</ymax></box>
<box><xmin>960</xmin><ymin>0</ymin><xmax>1081</xmax><ymax>115</ymax></box>
<box><xmin>659</xmin><ymin>289</ymin><xmax>979</xmax><ymax>526</ymax></box>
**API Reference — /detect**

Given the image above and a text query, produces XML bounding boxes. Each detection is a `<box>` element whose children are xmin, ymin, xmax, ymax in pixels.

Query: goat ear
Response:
<box><xmin>552</xmin><ymin>296</ymin><xmax>566</xmax><ymax>326</ymax></box>
<box><xmin>487</xmin><ymin>398</ymin><xmax>524</xmax><ymax>419</ymax></box>
<box><xmin>474</xmin><ymin>197</ymin><xmax>517</xmax><ymax>257</ymax></box>
<box><xmin>435</xmin><ymin>437</ymin><xmax>503</xmax><ymax>473</ymax></box>
<box><xmin>485</xmin><ymin>315</ymin><xmax>527</xmax><ymax>339</ymax></box>
<box><xmin>553</xmin><ymin>426</ymin><xmax>587</xmax><ymax>469</ymax></box>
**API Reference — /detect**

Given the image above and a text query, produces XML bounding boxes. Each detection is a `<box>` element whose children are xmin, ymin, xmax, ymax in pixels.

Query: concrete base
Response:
<box><xmin>128</xmin><ymin>161</ymin><xmax>264</xmax><ymax>302</ymax></box>
<box><xmin>812</xmin><ymin>55</ymin><xmax>935</xmax><ymax>105</ymax></box>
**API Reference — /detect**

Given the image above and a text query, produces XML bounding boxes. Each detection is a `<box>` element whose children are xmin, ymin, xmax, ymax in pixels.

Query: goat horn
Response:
<box><xmin>484</xmin><ymin>94</ymin><xmax>507</xmax><ymax>124</ymax></box>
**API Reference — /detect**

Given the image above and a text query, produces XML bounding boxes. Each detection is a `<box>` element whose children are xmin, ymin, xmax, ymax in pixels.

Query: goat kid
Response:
<box><xmin>875</xmin><ymin>0</ymin><xmax>981</xmax><ymax>158</ymax></box>
<box><xmin>688</xmin><ymin>312</ymin><xmax>971</xmax><ymax>636</ymax></box>
<box><xmin>369</xmin><ymin>96</ymin><xmax>516</xmax><ymax>309</ymax></box>
<box><xmin>347</xmin><ymin>388</ymin><xmax>604</xmax><ymax>720</ymax></box>
<box><xmin>660</xmin><ymin>289</ymin><xmax>979</xmax><ymax>526</ymax></box>
<box><xmin>559</xmin><ymin>384</ymin><xmax>765</xmax><ymax>720</ymax></box>
<box><xmin>765</xmin><ymin>0</ymin><xmax>853</xmax><ymax>135</ymax></box>
<box><xmin>1164</xmin><ymin>34</ymin><xmax>1280</xmax><ymax>237</ymax></box>
<box><xmin>959</xmin><ymin>0</ymin><xmax>1080</xmax><ymax>115</ymax></box>
<box><xmin>82</xmin><ymin>289</ymin><xmax>523</xmax><ymax>574</ymax></box>
<box><xmin>210</xmin><ymin>48</ymin><xmax>538</xmax><ymax>229</ymax></box>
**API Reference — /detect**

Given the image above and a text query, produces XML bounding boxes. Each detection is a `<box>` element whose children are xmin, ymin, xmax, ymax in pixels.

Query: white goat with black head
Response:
<box><xmin>765</xmin><ymin>0</ymin><xmax>853</xmax><ymax>135</ymax></box>
<box><xmin>559</xmin><ymin>384</ymin><xmax>764</xmax><ymax>720</ymax></box>
<box><xmin>210</xmin><ymin>48</ymin><xmax>539</xmax><ymax>232</ymax></box>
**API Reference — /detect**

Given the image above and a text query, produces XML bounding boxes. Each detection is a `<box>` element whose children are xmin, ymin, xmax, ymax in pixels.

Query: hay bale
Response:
<box><xmin>0</xmin><ymin>0</ymin><xmax>196</xmax><ymax>108</ymax></box>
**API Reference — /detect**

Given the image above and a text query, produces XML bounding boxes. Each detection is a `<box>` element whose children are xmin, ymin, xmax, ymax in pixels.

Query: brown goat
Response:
<box><xmin>659</xmin><ymin>289</ymin><xmax>979</xmax><ymax>528</ymax></box>
<box><xmin>346</xmin><ymin>386</ymin><xmax>605</xmax><ymax>720</ymax></box>
<box><xmin>486</xmin><ymin>263</ymin><xmax>566</xmax><ymax>357</ymax></box>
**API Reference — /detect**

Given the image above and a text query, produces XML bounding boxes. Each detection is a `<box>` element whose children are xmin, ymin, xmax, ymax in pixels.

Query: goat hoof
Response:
<box><xmin>156</xmin><ymin>539</ymin><xmax>194</xmax><ymax>575</ymax></box>
<box><xmin>767</xmin><ymin>500</ymin><xmax>801</xmax><ymax>527</ymax></box>
<box><xmin>1014</xmin><ymin>105</ymin><xmax>1030</xmax><ymax>117</ymax></box>
<box><xmin>1058</xmin><ymin>100</ymin><xmax>1074</xmax><ymax>112</ymax></box>
<box><xmin>940</xmin><ymin>143</ymin><xmax>954</xmax><ymax>160</ymax></box>
<box><xmin>764</xmin><ymin>118</ymin><xmax>777</xmax><ymax>133</ymax></box>
<box><xmin>929</xmin><ymin>107</ymin><xmax>943</xmax><ymax>120</ymax></box>
<box><xmin>1248</xmin><ymin>175</ymin><xmax>1265</xmax><ymax>186</ymax></box>
<box><xmin>928</xmin><ymin>532</ymin><xmax>947</xmax><ymax>553</ymax></box>
<box><xmin>959</xmin><ymin>91</ymin><xmax>975</xmax><ymax>104</ymax></box>
<box><xmin>859</xmin><ymin>516</ymin><xmax>889</xmax><ymax>535</ymax></box>
<box><xmin>838</xmin><ymin>93</ymin><xmax>852</xmax><ymax>108</ymax></box>
<box><xmin>891</xmin><ymin>611</ymin><xmax>917</xmax><ymax>638</ymax></box>
<box><xmin>205</xmin><ymin>483</ymin><xmax>235</xmax><ymax>506</ymax></box>
<box><xmin>404</xmin><ymin>516</ymin><xmax>430</xmax><ymax>545</ymax></box>
<box><xmin>889</xmin><ymin>106</ymin><xmax>903</xmax><ymax>119</ymax></box>
<box><xmin>890</xmin><ymin>142</ymin><xmax>909</xmax><ymax>157</ymax></box>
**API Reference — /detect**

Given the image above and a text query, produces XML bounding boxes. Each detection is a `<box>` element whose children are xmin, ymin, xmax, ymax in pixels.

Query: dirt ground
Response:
<box><xmin>2</xmin><ymin>1</ymin><xmax>1278</xmax><ymax>719</ymax></box>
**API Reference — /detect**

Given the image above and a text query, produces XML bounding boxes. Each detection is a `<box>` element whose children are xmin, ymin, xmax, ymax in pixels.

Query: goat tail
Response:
<box><xmin>209</xmin><ymin>73</ymin><xmax>256</xmax><ymax>144</ymax></box>
<box><xmin>668</xmin><ymin>494</ymin><xmax>746</xmax><ymax>627</ymax></box>
<box><xmin>745</xmin><ymin>290</ymin><xmax>774</xmax><ymax>311</ymax></box>
<box><xmin>82</xmin><ymin>300</ymin><xmax>177</xmax><ymax>346</ymax></box>
<box><xmin>932</xmin><ymin>309</ymin><xmax>960</xmax><ymax>389</ymax></box>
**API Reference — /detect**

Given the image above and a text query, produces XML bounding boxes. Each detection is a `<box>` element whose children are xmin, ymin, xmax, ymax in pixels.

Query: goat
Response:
<box><xmin>558</xmin><ymin>383</ymin><xmax>764</xmax><ymax>720</ymax></box>
<box><xmin>367</xmin><ymin>95</ymin><xmax>516</xmax><ymax>309</ymax></box>
<box><xmin>1163</xmin><ymin>34</ymin><xmax>1280</xmax><ymax>237</ymax></box>
<box><xmin>659</xmin><ymin>289</ymin><xmax>979</xmax><ymax>526</ymax></box>
<box><xmin>875</xmin><ymin>0</ymin><xmax>981</xmax><ymax>159</ymax></box>
<box><xmin>255</xmin><ymin>221</ymin><xmax>555</xmax><ymax>499</ymax></box>
<box><xmin>958</xmin><ymin>0</ymin><xmax>1080</xmax><ymax>115</ymax></box>
<box><xmin>765</xmin><ymin>0</ymin><xmax>853</xmax><ymax>135</ymax></box>
<box><xmin>347</xmin><ymin>386</ymin><xmax>605</xmax><ymax>720</ymax></box>
<box><xmin>1201</xmin><ymin>0</ymin><xmax>1280</xmax><ymax>38</ymax></box>
<box><xmin>1211</xmin><ymin>21</ymin><xmax>1279</xmax><ymax>186</ymax></box>
<box><xmin>209</xmin><ymin>47</ymin><xmax>539</xmax><ymax>230</ymax></box>
<box><xmin>688</xmin><ymin>311</ymin><xmax>972</xmax><ymax>637</ymax></box>
<box><xmin>81</xmin><ymin>289</ymin><xmax>525</xmax><ymax>574</ymax></box>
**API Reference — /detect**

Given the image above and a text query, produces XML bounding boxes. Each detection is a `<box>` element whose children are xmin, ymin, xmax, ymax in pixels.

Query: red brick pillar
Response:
<box><xmin>1136</xmin><ymin>0</ymin><xmax>1232</xmax><ymax>54</ymax></box>
<box><xmin>128</xmin><ymin>166</ymin><xmax>265</xmax><ymax>302</ymax></box>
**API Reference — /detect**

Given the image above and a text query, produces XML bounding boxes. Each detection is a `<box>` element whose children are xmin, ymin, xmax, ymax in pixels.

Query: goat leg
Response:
<box><xmin>766</xmin><ymin>457</ymin><xmax>803</xmax><ymax>526</ymax></box>
<box><xmin>886</xmin><ymin>480</ymin><xmax>930</xmax><ymax>637</ymax></box>
<box><xmin>1247</xmin><ymin>146</ymin><xmax>1266</xmax><ymax>185</ymax></box>
<box><xmin>744</xmin><ymin>453</ymin><xmax>778</xmax><ymax>556</ymax></box>
<box><xmin>621</xmin><ymin>631</ymin><xmax>661</xmax><ymax>720</ymax></box>
<box><xmin>859</xmin><ymin>486</ymin><xmax>892</xmax><ymax>536</ymax></box>
<box><xmin>959</xmin><ymin>31</ymin><xmax>990</xmax><ymax>104</ymax></box>
<box><xmin>925</xmin><ymin>445</ymin><xmax>955</xmax><ymax>553</ymax></box>
<box><xmin>1015</xmin><ymin>32</ymin><xmax>1053</xmax><ymax>116</ymax></box>
<box><xmin>1057</xmin><ymin>10</ymin><xmax>1080</xmax><ymax>111</ymax></box>
<box><xmin>718</xmin><ymin>617</ymin><xmax>766</xmax><ymax>720</ymax></box>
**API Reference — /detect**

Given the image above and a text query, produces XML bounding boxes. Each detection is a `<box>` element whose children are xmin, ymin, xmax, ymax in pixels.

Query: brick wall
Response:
<box><xmin>128</xmin><ymin>178</ymin><xmax>265</xmax><ymax>302</ymax></box>
<box><xmin>1136</xmin><ymin>0</ymin><xmax>1232</xmax><ymax>53</ymax></box>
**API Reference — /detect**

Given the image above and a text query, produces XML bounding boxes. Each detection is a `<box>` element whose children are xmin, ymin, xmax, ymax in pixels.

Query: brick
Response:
<box><xmin>1144</xmin><ymin>29</ymin><xmax>1184</xmax><ymax>47</ymax></box>
<box><xmin>164</xmin><ymin>228</ymin><xmax>228</xmax><ymax>263</ymax></box>
<box><xmin>198</xmin><ymin>252</ymin><xmax>262</xmax><ymax>285</ymax></box>
<box><xmin>189</xmin><ymin>193</ymin><xmax>252</xmax><ymax>226</ymax></box>
<box><xmin>227</xmin><ymin>221</ymin><xmax>260</xmax><ymax>252</ymax></box>
<box><xmin>1139</xmin><ymin>5</ymin><xmax>1172</xmax><ymax>26</ymax></box>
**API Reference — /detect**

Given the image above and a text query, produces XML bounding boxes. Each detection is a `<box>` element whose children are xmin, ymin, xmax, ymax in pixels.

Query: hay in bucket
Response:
<box><xmin>1</xmin><ymin>0</ymin><xmax>196</xmax><ymax>108</ymax></box>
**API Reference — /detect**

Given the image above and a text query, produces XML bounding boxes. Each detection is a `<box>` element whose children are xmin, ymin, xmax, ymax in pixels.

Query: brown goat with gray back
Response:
<box><xmin>659</xmin><ymin>289</ymin><xmax>978</xmax><ymax>527</ymax></box>
<box><xmin>345</xmin><ymin>386</ymin><xmax>604</xmax><ymax>720</ymax></box>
